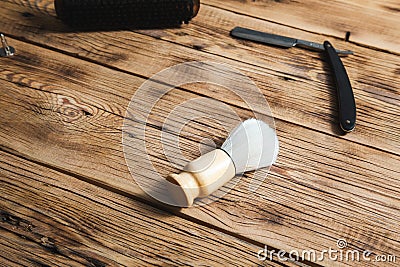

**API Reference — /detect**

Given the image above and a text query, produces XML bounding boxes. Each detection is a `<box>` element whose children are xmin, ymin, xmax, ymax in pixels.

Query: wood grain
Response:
<box><xmin>203</xmin><ymin>0</ymin><xmax>400</xmax><ymax>54</ymax></box>
<box><xmin>0</xmin><ymin>150</ymin><xmax>289</xmax><ymax>267</ymax></box>
<box><xmin>0</xmin><ymin>39</ymin><xmax>399</xmax><ymax>266</ymax></box>
<box><xmin>1</xmin><ymin>1</ymin><xmax>399</xmax><ymax>155</ymax></box>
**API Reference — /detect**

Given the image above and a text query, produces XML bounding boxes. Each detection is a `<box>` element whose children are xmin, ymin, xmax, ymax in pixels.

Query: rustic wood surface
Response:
<box><xmin>0</xmin><ymin>0</ymin><xmax>399</xmax><ymax>266</ymax></box>
<box><xmin>204</xmin><ymin>0</ymin><xmax>400</xmax><ymax>54</ymax></box>
<box><xmin>1</xmin><ymin>151</ymin><xmax>289</xmax><ymax>267</ymax></box>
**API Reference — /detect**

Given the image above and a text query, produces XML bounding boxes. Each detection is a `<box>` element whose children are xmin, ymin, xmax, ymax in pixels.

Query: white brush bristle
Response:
<box><xmin>221</xmin><ymin>119</ymin><xmax>279</xmax><ymax>174</ymax></box>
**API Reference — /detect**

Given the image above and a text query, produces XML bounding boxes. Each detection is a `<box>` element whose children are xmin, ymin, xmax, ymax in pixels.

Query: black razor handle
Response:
<box><xmin>324</xmin><ymin>41</ymin><xmax>356</xmax><ymax>133</ymax></box>
<box><xmin>55</xmin><ymin>0</ymin><xmax>200</xmax><ymax>29</ymax></box>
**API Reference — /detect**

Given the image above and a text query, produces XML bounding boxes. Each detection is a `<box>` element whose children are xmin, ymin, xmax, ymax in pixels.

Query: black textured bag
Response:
<box><xmin>55</xmin><ymin>0</ymin><xmax>200</xmax><ymax>29</ymax></box>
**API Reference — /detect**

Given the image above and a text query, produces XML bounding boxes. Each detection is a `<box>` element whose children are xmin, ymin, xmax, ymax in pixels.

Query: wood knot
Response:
<box><xmin>55</xmin><ymin>96</ymin><xmax>93</xmax><ymax>123</ymax></box>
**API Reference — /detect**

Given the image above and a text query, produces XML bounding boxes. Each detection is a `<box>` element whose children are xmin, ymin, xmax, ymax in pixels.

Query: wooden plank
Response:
<box><xmin>203</xmin><ymin>0</ymin><xmax>400</xmax><ymax>54</ymax></box>
<box><xmin>0</xmin><ymin>39</ymin><xmax>399</xmax><ymax>266</ymax></box>
<box><xmin>0</xmin><ymin>150</ymin><xmax>286</xmax><ymax>267</ymax></box>
<box><xmin>1</xmin><ymin>1</ymin><xmax>399</xmax><ymax>155</ymax></box>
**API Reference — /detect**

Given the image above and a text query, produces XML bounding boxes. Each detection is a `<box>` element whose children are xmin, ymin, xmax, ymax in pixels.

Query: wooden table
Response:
<box><xmin>1</xmin><ymin>0</ymin><xmax>399</xmax><ymax>266</ymax></box>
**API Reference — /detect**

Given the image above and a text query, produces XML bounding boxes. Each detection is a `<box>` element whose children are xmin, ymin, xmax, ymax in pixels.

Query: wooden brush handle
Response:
<box><xmin>167</xmin><ymin>149</ymin><xmax>235</xmax><ymax>207</ymax></box>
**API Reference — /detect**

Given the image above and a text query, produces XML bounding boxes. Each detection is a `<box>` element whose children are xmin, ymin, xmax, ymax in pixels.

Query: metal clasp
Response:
<box><xmin>0</xmin><ymin>34</ymin><xmax>15</xmax><ymax>57</ymax></box>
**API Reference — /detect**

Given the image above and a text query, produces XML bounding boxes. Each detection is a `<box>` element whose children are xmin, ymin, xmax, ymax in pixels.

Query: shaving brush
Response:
<box><xmin>55</xmin><ymin>0</ymin><xmax>200</xmax><ymax>29</ymax></box>
<box><xmin>167</xmin><ymin>119</ymin><xmax>279</xmax><ymax>207</ymax></box>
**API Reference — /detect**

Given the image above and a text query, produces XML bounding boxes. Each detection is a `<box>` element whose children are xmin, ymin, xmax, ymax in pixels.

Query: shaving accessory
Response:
<box><xmin>55</xmin><ymin>0</ymin><xmax>200</xmax><ymax>29</ymax></box>
<box><xmin>324</xmin><ymin>41</ymin><xmax>356</xmax><ymax>132</ymax></box>
<box><xmin>230</xmin><ymin>26</ymin><xmax>357</xmax><ymax>133</ymax></box>
<box><xmin>0</xmin><ymin>34</ymin><xmax>15</xmax><ymax>57</ymax></box>
<box><xmin>230</xmin><ymin>27</ymin><xmax>353</xmax><ymax>55</ymax></box>
<box><xmin>167</xmin><ymin>119</ymin><xmax>279</xmax><ymax>207</ymax></box>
